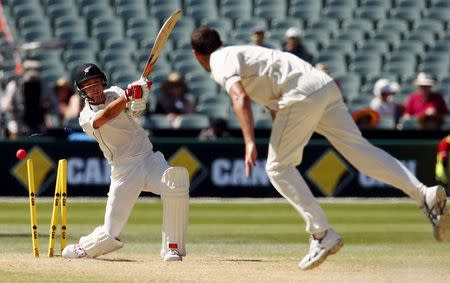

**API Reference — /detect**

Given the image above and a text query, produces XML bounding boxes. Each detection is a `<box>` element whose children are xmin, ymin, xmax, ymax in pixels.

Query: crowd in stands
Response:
<box><xmin>0</xmin><ymin>0</ymin><xmax>449</xmax><ymax>138</ymax></box>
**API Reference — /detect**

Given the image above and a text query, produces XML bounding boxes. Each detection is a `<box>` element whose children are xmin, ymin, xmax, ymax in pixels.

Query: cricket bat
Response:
<box><xmin>141</xmin><ymin>9</ymin><xmax>182</xmax><ymax>79</ymax></box>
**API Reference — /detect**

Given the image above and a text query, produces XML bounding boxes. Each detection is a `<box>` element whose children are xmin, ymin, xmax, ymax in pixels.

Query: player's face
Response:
<box><xmin>79</xmin><ymin>77</ymin><xmax>106</xmax><ymax>105</ymax></box>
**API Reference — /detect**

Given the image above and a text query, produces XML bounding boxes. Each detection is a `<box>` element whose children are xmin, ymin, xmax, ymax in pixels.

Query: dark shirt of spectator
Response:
<box><xmin>282</xmin><ymin>27</ymin><xmax>313</xmax><ymax>64</ymax></box>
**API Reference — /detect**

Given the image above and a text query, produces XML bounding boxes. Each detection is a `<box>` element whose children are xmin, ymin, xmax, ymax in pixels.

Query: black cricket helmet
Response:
<box><xmin>73</xmin><ymin>63</ymin><xmax>107</xmax><ymax>97</ymax></box>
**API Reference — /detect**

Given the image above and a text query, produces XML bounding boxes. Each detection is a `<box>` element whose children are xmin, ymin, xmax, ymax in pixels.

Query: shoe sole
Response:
<box><xmin>300</xmin><ymin>238</ymin><xmax>344</xmax><ymax>271</ymax></box>
<box><xmin>434</xmin><ymin>186</ymin><xmax>450</xmax><ymax>241</ymax></box>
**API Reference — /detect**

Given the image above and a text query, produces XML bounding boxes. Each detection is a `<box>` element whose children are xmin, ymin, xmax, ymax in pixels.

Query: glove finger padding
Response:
<box><xmin>126</xmin><ymin>79</ymin><xmax>153</xmax><ymax>100</ymax></box>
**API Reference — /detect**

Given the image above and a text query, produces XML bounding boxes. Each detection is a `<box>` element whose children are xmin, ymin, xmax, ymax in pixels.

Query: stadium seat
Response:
<box><xmin>235</xmin><ymin>18</ymin><xmax>268</xmax><ymax>31</ymax></box>
<box><xmin>397</xmin><ymin>0</ymin><xmax>426</xmax><ymax>9</ymax></box>
<box><xmin>174</xmin><ymin>114</ymin><xmax>210</xmax><ymax>129</ymax></box>
<box><xmin>341</xmin><ymin>18</ymin><xmax>374</xmax><ymax>36</ymax></box>
<box><xmin>201</xmin><ymin>18</ymin><xmax>233</xmax><ymax>33</ymax></box>
<box><xmin>377</xmin><ymin>19</ymin><xmax>409</xmax><ymax>36</ymax></box>
<box><xmin>197</xmin><ymin>103</ymin><xmax>229</xmax><ymax>120</ymax></box>
<box><xmin>144</xmin><ymin>114</ymin><xmax>173</xmax><ymax>130</ymax></box>
<box><xmin>309</xmin><ymin>18</ymin><xmax>339</xmax><ymax>38</ymax></box>
<box><xmin>288</xmin><ymin>6</ymin><xmax>320</xmax><ymax>26</ymax></box>
<box><xmin>272</xmin><ymin>17</ymin><xmax>303</xmax><ymax>31</ymax></box>
<box><xmin>323</xmin><ymin>6</ymin><xmax>354</xmax><ymax>22</ymax></box>
<box><xmin>406</xmin><ymin>31</ymin><xmax>435</xmax><ymax>49</ymax></box>
<box><xmin>354</xmin><ymin>6</ymin><xmax>386</xmax><ymax>24</ymax></box>
<box><xmin>413</xmin><ymin>19</ymin><xmax>445</xmax><ymax>38</ymax></box>
<box><xmin>254</xmin><ymin>117</ymin><xmax>272</xmax><ymax>129</ymax></box>
<box><xmin>220</xmin><ymin>6</ymin><xmax>252</xmax><ymax>20</ymax></box>
<box><xmin>389</xmin><ymin>8</ymin><xmax>421</xmax><ymax>27</ymax></box>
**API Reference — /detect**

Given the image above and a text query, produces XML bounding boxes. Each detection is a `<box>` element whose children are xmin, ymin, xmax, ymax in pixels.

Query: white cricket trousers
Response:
<box><xmin>104</xmin><ymin>151</ymin><xmax>169</xmax><ymax>238</ymax></box>
<box><xmin>265</xmin><ymin>81</ymin><xmax>426</xmax><ymax>234</ymax></box>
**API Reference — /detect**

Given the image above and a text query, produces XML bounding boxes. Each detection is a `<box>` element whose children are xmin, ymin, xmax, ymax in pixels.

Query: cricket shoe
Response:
<box><xmin>299</xmin><ymin>229</ymin><xmax>344</xmax><ymax>271</ymax></box>
<box><xmin>62</xmin><ymin>244</ymin><xmax>87</xmax><ymax>259</ymax></box>
<box><xmin>422</xmin><ymin>185</ymin><xmax>450</xmax><ymax>241</ymax></box>
<box><xmin>163</xmin><ymin>249</ymin><xmax>182</xmax><ymax>262</ymax></box>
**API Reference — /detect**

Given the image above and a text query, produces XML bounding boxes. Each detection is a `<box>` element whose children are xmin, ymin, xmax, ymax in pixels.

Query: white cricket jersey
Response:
<box><xmin>210</xmin><ymin>46</ymin><xmax>333</xmax><ymax>110</ymax></box>
<box><xmin>79</xmin><ymin>86</ymin><xmax>153</xmax><ymax>164</ymax></box>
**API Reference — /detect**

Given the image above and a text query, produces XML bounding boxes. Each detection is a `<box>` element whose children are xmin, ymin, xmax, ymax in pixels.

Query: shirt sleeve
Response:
<box><xmin>79</xmin><ymin>105</ymin><xmax>98</xmax><ymax>136</ymax></box>
<box><xmin>210</xmin><ymin>49</ymin><xmax>241</xmax><ymax>93</ymax></box>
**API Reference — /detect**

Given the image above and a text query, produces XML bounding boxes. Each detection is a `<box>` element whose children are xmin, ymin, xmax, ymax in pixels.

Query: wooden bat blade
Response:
<box><xmin>141</xmin><ymin>9</ymin><xmax>181</xmax><ymax>78</ymax></box>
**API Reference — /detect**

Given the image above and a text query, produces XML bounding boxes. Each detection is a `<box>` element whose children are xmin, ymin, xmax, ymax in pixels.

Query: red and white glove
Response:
<box><xmin>126</xmin><ymin>78</ymin><xmax>152</xmax><ymax>116</ymax></box>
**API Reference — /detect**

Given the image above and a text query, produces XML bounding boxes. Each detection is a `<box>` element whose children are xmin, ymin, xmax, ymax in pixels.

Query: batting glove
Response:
<box><xmin>125</xmin><ymin>78</ymin><xmax>152</xmax><ymax>101</ymax></box>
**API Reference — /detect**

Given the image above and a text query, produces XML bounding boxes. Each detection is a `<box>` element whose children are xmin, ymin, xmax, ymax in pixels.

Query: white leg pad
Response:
<box><xmin>79</xmin><ymin>226</ymin><xmax>124</xmax><ymax>258</ymax></box>
<box><xmin>160</xmin><ymin>167</ymin><xmax>189</xmax><ymax>257</ymax></box>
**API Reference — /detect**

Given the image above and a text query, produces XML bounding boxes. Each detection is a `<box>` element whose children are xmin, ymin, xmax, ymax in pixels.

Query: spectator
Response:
<box><xmin>436</xmin><ymin>134</ymin><xmax>450</xmax><ymax>191</ymax></box>
<box><xmin>370</xmin><ymin>78</ymin><xmax>403</xmax><ymax>127</ymax></box>
<box><xmin>0</xmin><ymin>59</ymin><xmax>58</xmax><ymax>136</ymax></box>
<box><xmin>53</xmin><ymin>77</ymin><xmax>73</xmax><ymax>117</ymax></box>
<box><xmin>248</xmin><ymin>25</ymin><xmax>273</xmax><ymax>48</ymax></box>
<box><xmin>198</xmin><ymin>117</ymin><xmax>232</xmax><ymax>140</ymax></box>
<box><xmin>282</xmin><ymin>27</ymin><xmax>313</xmax><ymax>64</ymax></box>
<box><xmin>403</xmin><ymin>72</ymin><xmax>448</xmax><ymax>128</ymax></box>
<box><xmin>155</xmin><ymin>72</ymin><xmax>195</xmax><ymax>121</ymax></box>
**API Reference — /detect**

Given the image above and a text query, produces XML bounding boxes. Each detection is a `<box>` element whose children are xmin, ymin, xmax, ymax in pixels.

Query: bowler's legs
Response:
<box><xmin>315</xmin><ymin>83</ymin><xmax>426</xmax><ymax>205</ymax></box>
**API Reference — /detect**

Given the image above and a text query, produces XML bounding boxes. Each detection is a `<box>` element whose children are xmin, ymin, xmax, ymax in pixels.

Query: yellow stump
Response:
<box><xmin>60</xmin><ymin>160</ymin><xmax>68</xmax><ymax>252</ymax></box>
<box><xmin>48</xmin><ymin>164</ymin><xmax>61</xmax><ymax>257</ymax></box>
<box><xmin>27</xmin><ymin>159</ymin><xmax>39</xmax><ymax>258</ymax></box>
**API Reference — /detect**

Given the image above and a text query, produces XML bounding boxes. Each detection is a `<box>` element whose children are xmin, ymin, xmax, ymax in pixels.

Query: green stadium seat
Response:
<box><xmin>186</xmin><ymin>5</ymin><xmax>219</xmax><ymax>21</ymax></box>
<box><xmin>360</xmin><ymin>0</ymin><xmax>392</xmax><ymax>9</ymax></box>
<box><xmin>235</xmin><ymin>18</ymin><xmax>268</xmax><ymax>31</ymax></box>
<box><xmin>303</xmin><ymin>30</ymin><xmax>330</xmax><ymax>49</ymax></box>
<box><xmin>201</xmin><ymin>18</ymin><xmax>233</xmax><ymax>33</ymax></box>
<box><xmin>396</xmin><ymin>40</ymin><xmax>425</xmax><ymax>59</ymax></box>
<box><xmin>432</xmin><ymin>0</ymin><xmax>450</xmax><ymax>8</ymax></box>
<box><xmin>288</xmin><ymin>6</ymin><xmax>320</xmax><ymax>26</ymax></box>
<box><xmin>254</xmin><ymin>117</ymin><xmax>272</xmax><ymax>129</ymax></box>
<box><xmin>377</xmin><ymin>19</ymin><xmax>409</xmax><ymax>36</ymax></box>
<box><xmin>174</xmin><ymin>114</ymin><xmax>210</xmax><ymax>129</ymax></box>
<box><xmin>356</xmin><ymin>39</ymin><xmax>389</xmax><ymax>55</ymax></box>
<box><xmin>413</xmin><ymin>19</ymin><xmax>445</xmax><ymax>38</ymax></box>
<box><xmin>105</xmin><ymin>38</ymin><xmax>137</xmax><ymax>53</ymax></box>
<box><xmin>354</xmin><ymin>6</ymin><xmax>386</xmax><ymax>23</ymax></box>
<box><xmin>220</xmin><ymin>0</ymin><xmax>252</xmax><ymax>11</ymax></box>
<box><xmin>341</xmin><ymin>18</ymin><xmax>374</xmax><ymax>36</ymax></box>
<box><xmin>336</xmin><ymin>30</ymin><xmax>365</xmax><ymax>43</ymax></box>
<box><xmin>309</xmin><ymin>18</ymin><xmax>339</xmax><ymax>38</ymax></box>
<box><xmin>397</xmin><ymin>0</ymin><xmax>426</xmax><ymax>9</ymax></box>
<box><xmin>143</xmin><ymin>115</ymin><xmax>173</xmax><ymax>130</ymax></box>
<box><xmin>197</xmin><ymin>104</ymin><xmax>229</xmax><ymax>120</ymax></box>
<box><xmin>323</xmin><ymin>7</ymin><xmax>354</xmax><ymax>22</ymax></box>
<box><xmin>334</xmin><ymin>73</ymin><xmax>362</xmax><ymax>100</ymax></box>
<box><xmin>254</xmin><ymin>5</ymin><xmax>286</xmax><ymax>20</ymax></box>
<box><xmin>272</xmin><ymin>17</ymin><xmax>303</xmax><ymax>31</ymax></box>
<box><xmin>406</xmin><ymin>31</ymin><xmax>435</xmax><ymax>49</ymax></box>
<box><xmin>324</xmin><ymin>39</ymin><xmax>355</xmax><ymax>58</ymax></box>
<box><xmin>390</xmin><ymin>8</ymin><xmax>421</xmax><ymax>26</ymax></box>
<box><xmin>116</xmin><ymin>5</ymin><xmax>147</xmax><ymax>19</ymax></box>
<box><xmin>372</xmin><ymin>30</ymin><xmax>401</xmax><ymax>49</ymax></box>
<box><xmin>349</xmin><ymin>54</ymin><xmax>382</xmax><ymax>78</ymax></box>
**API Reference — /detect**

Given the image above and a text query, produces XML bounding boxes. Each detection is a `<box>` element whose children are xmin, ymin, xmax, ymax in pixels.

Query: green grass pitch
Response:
<box><xmin>0</xmin><ymin>198</ymin><xmax>449</xmax><ymax>282</ymax></box>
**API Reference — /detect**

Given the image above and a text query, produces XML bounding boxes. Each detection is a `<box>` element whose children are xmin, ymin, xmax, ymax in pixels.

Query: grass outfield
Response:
<box><xmin>0</xmin><ymin>198</ymin><xmax>449</xmax><ymax>282</ymax></box>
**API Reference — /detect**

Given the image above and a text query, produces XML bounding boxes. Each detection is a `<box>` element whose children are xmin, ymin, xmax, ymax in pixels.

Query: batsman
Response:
<box><xmin>62</xmin><ymin>63</ymin><xmax>189</xmax><ymax>261</ymax></box>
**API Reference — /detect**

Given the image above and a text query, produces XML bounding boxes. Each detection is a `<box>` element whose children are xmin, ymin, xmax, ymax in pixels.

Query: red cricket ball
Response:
<box><xmin>16</xmin><ymin>149</ymin><xmax>27</xmax><ymax>160</ymax></box>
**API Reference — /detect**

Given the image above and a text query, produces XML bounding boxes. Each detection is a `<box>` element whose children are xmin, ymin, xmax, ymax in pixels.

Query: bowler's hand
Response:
<box><xmin>245</xmin><ymin>142</ymin><xmax>257</xmax><ymax>177</ymax></box>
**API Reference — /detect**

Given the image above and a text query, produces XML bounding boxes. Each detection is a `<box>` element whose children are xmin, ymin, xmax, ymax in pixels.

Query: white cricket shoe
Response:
<box><xmin>422</xmin><ymin>185</ymin><xmax>450</xmax><ymax>241</ymax></box>
<box><xmin>163</xmin><ymin>249</ymin><xmax>182</xmax><ymax>262</ymax></box>
<box><xmin>62</xmin><ymin>244</ymin><xmax>87</xmax><ymax>259</ymax></box>
<box><xmin>299</xmin><ymin>229</ymin><xmax>344</xmax><ymax>271</ymax></box>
